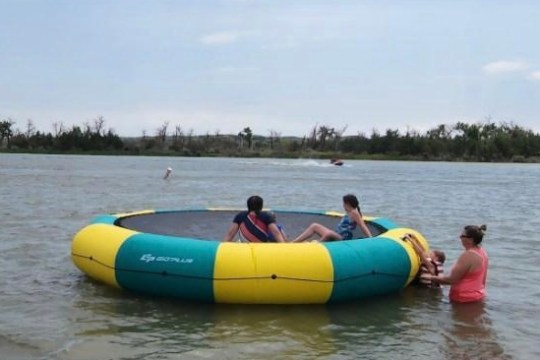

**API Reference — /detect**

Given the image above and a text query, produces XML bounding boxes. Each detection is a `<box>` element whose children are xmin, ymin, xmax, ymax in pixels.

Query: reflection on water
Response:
<box><xmin>62</xmin><ymin>284</ymin><xmax>489</xmax><ymax>360</ymax></box>
<box><xmin>440</xmin><ymin>302</ymin><xmax>511</xmax><ymax>360</ymax></box>
<box><xmin>61</xmin><ymin>285</ymin><xmax>516</xmax><ymax>360</ymax></box>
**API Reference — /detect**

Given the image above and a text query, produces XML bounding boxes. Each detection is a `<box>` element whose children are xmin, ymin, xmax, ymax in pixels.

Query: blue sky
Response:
<box><xmin>1</xmin><ymin>0</ymin><xmax>539</xmax><ymax>137</ymax></box>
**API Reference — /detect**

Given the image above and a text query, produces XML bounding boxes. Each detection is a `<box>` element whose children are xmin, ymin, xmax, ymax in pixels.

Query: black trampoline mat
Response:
<box><xmin>115</xmin><ymin>210</ymin><xmax>383</xmax><ymax>241</ymax></box>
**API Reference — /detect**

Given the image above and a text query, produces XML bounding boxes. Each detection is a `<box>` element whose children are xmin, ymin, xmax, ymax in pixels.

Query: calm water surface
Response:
<box><xmin>1</xmin><ymin>154</ymin><xmax>539</xmax><ymax>360</ymax></box>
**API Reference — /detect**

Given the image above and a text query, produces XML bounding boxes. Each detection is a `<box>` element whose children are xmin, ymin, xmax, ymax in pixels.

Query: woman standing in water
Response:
<box><xmin>427</xmin><ymin>225</ymin><xmax>489</xmax><ymax>303</ymax></box>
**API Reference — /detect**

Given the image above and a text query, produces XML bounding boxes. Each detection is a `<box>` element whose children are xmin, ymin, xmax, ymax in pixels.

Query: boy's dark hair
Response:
<box><xmin>247</xmin><ymin>195</ymin><xmax>264</xmax><ymax>214</ymax></box>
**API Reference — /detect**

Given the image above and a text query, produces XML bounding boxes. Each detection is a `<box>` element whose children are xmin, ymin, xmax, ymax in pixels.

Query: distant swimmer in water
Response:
<box><xmin>163</xmin><ymin>167</ymin><xmax>172</xmax><ymax>180</ymax></box>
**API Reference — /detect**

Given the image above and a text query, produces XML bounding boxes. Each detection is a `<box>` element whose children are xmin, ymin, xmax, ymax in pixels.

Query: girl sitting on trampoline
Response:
<box><xmin>293</xmin><ymin>194</ymin><xmax>372</xmax><ymax>242</ymax></box>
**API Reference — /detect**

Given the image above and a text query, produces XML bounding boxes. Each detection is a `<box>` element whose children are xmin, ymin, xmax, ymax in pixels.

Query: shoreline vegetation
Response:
<box><xmin>1</xmin><ymin>117</ymin><xmax>540</xmax><ymax>163</ymax></box>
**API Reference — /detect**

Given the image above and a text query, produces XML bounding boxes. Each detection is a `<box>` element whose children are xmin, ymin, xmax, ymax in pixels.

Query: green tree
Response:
<box><xmin>243</xmin><ymin>127</ymin><xmax>253</xmax><ymax>149</ymax></box>
<box><xmin>0</xmin><ymin>119</ymin><xmax>15</xmax><ymax>148</ymax></box>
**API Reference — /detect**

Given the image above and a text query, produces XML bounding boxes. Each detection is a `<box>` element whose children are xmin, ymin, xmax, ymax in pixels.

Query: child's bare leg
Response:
<box><xmin>293</xmin><ymin>223</ymin><xmax>328</xmax><ymax>242</ymax></box>
<box><xmin>319</xmin><ymin>230</ymin><xmax>342</xmax><ymax>242</ymax></box>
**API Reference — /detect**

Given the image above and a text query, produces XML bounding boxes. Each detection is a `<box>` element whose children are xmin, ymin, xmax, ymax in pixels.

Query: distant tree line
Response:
<box><xmin>0</xmin><ymin>117</ymin><xmax>123</xmax><ymax>152</ymax></box>
<box><xmin>1</xmin><ymin>116</ymin><xmax>539</xmax><ymax>162</ymax></box>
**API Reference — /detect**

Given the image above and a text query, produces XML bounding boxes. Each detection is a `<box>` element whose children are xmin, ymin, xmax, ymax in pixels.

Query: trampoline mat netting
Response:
<box><xmin>115</xmin><ymin>210</ymin><xmax>385</xmax><ymax>241</ymax></box>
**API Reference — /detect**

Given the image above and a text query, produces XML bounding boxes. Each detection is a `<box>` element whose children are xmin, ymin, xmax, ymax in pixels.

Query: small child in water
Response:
<box><xmin>402</xmin><ymin>233</ymin><xmax>445</xmax><ymax>288</ymax></box>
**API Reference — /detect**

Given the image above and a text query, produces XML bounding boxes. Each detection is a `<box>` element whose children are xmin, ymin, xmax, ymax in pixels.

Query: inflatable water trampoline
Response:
<box><xmin>71</xmin><ymin>209</ymin><xmax>429</xmax><ymax>304</ymax></box>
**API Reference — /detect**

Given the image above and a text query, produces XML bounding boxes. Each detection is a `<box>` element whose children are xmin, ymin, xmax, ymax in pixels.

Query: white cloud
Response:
<box><xmin>530</xmin><ymin>71</ymin><xmax>540</xmax><ymax>81</ymax></box>
<box><xmin>200</xmin><ymin>32</ymin><xmax>239</xmax><ymax>45</ymax></box>
<box><xmin>483</xmin><ymin>60</ymin><xmax>529</xmax><ymax>74</ymax></box>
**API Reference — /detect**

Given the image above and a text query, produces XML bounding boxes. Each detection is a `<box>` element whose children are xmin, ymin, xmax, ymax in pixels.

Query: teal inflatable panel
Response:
<box><xmin>90</xmin><ymin>214</ymin><xmax>118</xmax><ymax>225</ymax></box>
<box><xmin>325</xmin><ymin>237</ymin><xmax>411</xmax><ymax>302</ymax></box>
<box><xmin>115</xmin><ymin>233</ymin><xmax>220</xmax><ymax>302</ymax></box>
<box><xmin>370</xmin><ymin>217</ymin><xmax>399</xmax><ymax>231</ymax></box>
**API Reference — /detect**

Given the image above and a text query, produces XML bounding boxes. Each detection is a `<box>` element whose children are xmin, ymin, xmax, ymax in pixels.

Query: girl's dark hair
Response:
<box><xmin>343</xmin><ymin>194</ymin><xmax>361</xmax><ymax>215</ymax></box>
<box><xmin>247</xmin><ymin>195</ymin><xmax>264</xmax><ymax>215</ymax></box>
<box><xmin>463</xmin><ymin>224</ymin><xmax>487</xmax><ymax>245</ymax></box>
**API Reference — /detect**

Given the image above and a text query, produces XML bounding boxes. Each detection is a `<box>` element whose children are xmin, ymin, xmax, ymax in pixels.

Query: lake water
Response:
<box><xmin>1</xmin><ymin>154</ymin><xmax>539</xmax><ymax>360</ymax></box>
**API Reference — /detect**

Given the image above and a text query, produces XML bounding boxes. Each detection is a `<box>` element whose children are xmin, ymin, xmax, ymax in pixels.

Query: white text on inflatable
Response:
<box><xmin>140</xmin><ymin>253</ymin><xmax>194</xmax><ymax>264</ymax></box>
